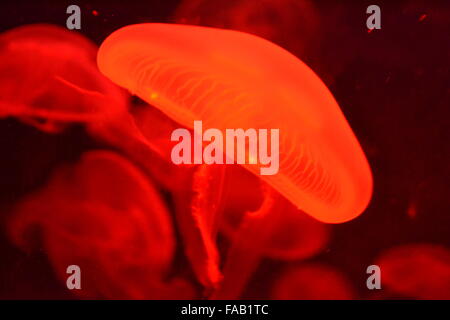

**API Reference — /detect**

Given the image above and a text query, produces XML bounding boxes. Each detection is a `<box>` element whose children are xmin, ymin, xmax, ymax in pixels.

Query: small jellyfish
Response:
<box><xmin>376</xmin><ymin>243</ymin><xmax>450</xmax><ymax>299</ymax></box>
<box><xmin>0</xmin><ymin>24</ymin><xmax>128</xmax><ymax>133</ymax></box>
<box><xmin>271</xmin><ymin>264</ymin><xmax>354</xmax><ymax>300</ymax></box>
<box><xmin>7</xmin><ymin>150</ymin><xmax>187</xmax><ymax>299</ymax></box>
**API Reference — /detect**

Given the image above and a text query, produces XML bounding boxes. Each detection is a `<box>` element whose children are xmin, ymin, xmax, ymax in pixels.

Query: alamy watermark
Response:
<box><xmin>170</xmin><ymin>120</ymin><xmax>279</xmax><ymax>175</ymax></box>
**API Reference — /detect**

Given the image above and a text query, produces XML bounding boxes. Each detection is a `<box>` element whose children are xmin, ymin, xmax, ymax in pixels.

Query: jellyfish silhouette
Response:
<box><xmin>271</xmin><ymin>264</ymin><xmax>354</xmax><ymax>300</ymax></box>
<box><xmin>97</xmin><ymin>23</ymin><xmax>373</xmax><ymax>297</ymax></box>
<box><xmin>6</xmin><ymin>151</ymin><xmax>191</xmax><ymax>299</ymax></box>
<box><xmin>220</xmin><ymin>165</ymin><xmax>329</xmax><ymax>261</ymax></box>
<box><xmin>0</xmin><ymin>24</ymin><xmax>128</xmax><ymax>133</ymax></box>
<box><xmin>376</xmin><ymin>244</ymin><xmax>450</xmax><ymax>299</ymax></box>
<box><xmin>172</xmin><ymin>0</ymin><xmax>321</xmax><ymax>60</ymax></box>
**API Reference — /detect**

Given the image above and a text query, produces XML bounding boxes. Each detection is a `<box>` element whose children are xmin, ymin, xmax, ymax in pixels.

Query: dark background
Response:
<box><xmin>0</xmin><ymin>0</ymin><xmax>449</xmax><ymax>299</ymax></box>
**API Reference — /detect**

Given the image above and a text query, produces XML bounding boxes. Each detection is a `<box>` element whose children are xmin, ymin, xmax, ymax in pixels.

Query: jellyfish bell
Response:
<box><xmin>97</xmin><ymin>23</ymin><xmax>373</xmax><ymax>224</ymax></box>
<box><xmin>7</xmin><ymin>150</ymin><xmax>182</xmax><ymax>299</ymax></box>
<box><xmin>0</xmin><ymin>24</ymin><xmax>128</xmax><ymax>133</ymax></box>
<box><xmin>376</xmin><ymin>243</ymin><xmax>450</xmax><ymax>299</ymax></box>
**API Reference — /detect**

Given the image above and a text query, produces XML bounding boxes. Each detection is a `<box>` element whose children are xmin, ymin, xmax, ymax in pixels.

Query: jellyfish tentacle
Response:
<box><xmin>174</xmin><ymin>164</ymin><xmax>227</xmax><ymax>290</ymax></box>
<box><xmin>211</xmin><ymin>183</ymin><xmax>278</xmax><ymax>299</ymax></box>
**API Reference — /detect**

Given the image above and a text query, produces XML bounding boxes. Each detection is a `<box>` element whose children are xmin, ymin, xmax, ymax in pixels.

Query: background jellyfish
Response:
<box><xmin>376</xmin><ymin>244</ymin><xmax>450</xmax><ymax>299</ymax></box>
<box><xmin>172</xmin><ymin>0</ymin><xmax>321</xmax><ymax>62</ymax></box>
<box><xmin>271</xmin><ymin>263</ymin><xmax>354</xmax><ymax>300</ymax></box>
<box><xmin>6</xmin><ymin>151</ymin><xmax>193</xmax><ymax>299</ymax></box>
<box><xmin>0</xmin><ymin>24</ymin><xmax>128</xmax><ymax>133</ymax></box>
<box><xmin>213</xmin><ymin>185</ymin><xmax>331</xmax><ymax>299</ymax></box>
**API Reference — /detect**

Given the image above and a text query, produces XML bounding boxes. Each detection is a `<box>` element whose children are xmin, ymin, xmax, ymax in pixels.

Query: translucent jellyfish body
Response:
<box><xmin>0</xmin><ymin>24</ymin><xmax>128</xmax><ymax>133</ymax></box>
<box><xmin>377</xmin><ymin>244</ymin><xmax>450</xmax><ymax>299</ymax></box>
<box><xmin>7</xmin><ymin>151</ymin><xmax>187</xmax><ymax>299</ymax></box>
<box><xmin>272</xmin><ymin>264</ymin><xmax>354</xmax><ymax>300</ymax></box>
<box><xmin>172</xmin><ymin>0</ymin><xmax>320</xmax><ymax>60</ymax></box>
<box><xmin>97</xmin><ymin>23</ymin><xmax>373</xmax><ymax>223</ymax></box>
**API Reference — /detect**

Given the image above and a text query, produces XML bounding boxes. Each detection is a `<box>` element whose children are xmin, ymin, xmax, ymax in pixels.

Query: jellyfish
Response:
<box><xmin>212</xmin><ymin>180</ymin><xmax>330</xmax><ymax>299</ymax></box>
<box><xmin>220</xmin><ymin>189</ymin><xmax>329</xmax><ymax>260</ymax></box>
<box><xmin>271</xmin><ymin>264</ymin><xmax>354</xmax><ymax>300</ymax></box>
<box><xmin>0</xmin><ymin>24</ymin><xmax>128</xmax><ymax>133</ymax></box>
<box><xmin>220</xmin><ymin>165</ymin><xmax>330</xmax><ymax>261</ymax></box>
<box><xmin>6</xmin><ymin>150</ymin><xmax>192</xmax><ymax>299</ymax></box>
<box><xmin>97</xmin><ymin>23</ymin><xmax>372</xmax><ymax>223</ymax></box>
<box><xmin>212</xmin><ymin>165</ymin><xmax>329</xmax><ymax>298</ymax></box>
<box><xmin>172</xmin><ymin>0</ymin><xmax>321</xmax><ymax>61</ymax></box>
<box><xmin>376</xmin><ymin>244</ymin><xmax>450</xmax><ymax>299</ymax></box>
<box><xmin>96</xmin><ymin>23</ymin><xmax>373</xmax><ymax>297</ymax></box>
<box><xmin>93</xmin><ymin>103</ymin><xmax>226</xmax><ymax>289</ymax></box>
<box><xmin>87</xmin><ymin>104</ymin><xmax>191</xmax><ymax>192</ymax></box>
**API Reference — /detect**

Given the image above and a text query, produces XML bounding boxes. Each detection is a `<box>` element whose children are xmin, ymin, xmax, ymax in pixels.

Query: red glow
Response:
<box><xmin>419</xmin><ymin>14</ymin><xmax>427</xmax><ymax>22</ymax></box>
<box><xmin>1</xmin><ymin>0</ymin><xmax>446</xmax><ymax>300</ymax></box>
<box><xmin>272</xmin><ymin>264</ymin><xmax>354</xmax><ymax>300</ymax></box>
<box><xmin>7</xmin><ymin>151</ymin><xmax>191</xmax><ymax>299</ymax></box>
<box><xmin>0</xmin><ymin>24</ymin><xmax>127</xmax><ymax>133</ymax></box>
<box><xmin>377</xmin><ymin>244</ymin><xmax>450</xmax><ymax>299</ymax></box>
<box><xmin>97</xmin><ymin>23</ymin><xmax>373</xmax><ymax>223</ymax></box>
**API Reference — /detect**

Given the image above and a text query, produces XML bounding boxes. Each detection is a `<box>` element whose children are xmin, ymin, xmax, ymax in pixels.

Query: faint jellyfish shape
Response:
<box><xmin>172</xmin><ymin>0</ymin><xmax>321</xmax><ymax>60</ymax></box>
<box><xmin>96</xmin><ymin>23</ymin><xmax>373</xmax><ymax>297</ymax></box>
<box><xmin>220</xmin><ymin>165</ymin><xmax>330</xmax><ymax>261</ymax></box>
<box><xmin>218</xmin><ymin>165</ymin><xmax>263</xmax><ymax>217</ymax></box>
<box><xmin>0</xmin><ymin>24</ymin><xmax>128</xmax><ymax>133</ymax></box>
<box><xmin>213</xmin><ymin>181</ymin><xmax>329</xmax><ymax>299</ymax></box>
<box><xmin>131</xmin><ymin>92</ymin><xmax>234</xmax><ymax>291</ymax></box>
<box><xmin>7</xmin><ymin>150</ymin><xmax>191</xmax><ymax>299</ymax></box>
<box><xmin>221</xmin><ymin>196</ymin><xmax>330</xmax><ymax>260</ymax></box>
<box><xmin>87</xmin><ymin>105</ymin><xmax>191</xmax><ymax>192</ymax></box>
<box><xmin>271</xmin><ymin>263</ymin><xmax>355</xmax><ymax>300</ymax></box>
<box><xmin>376</xmin><ymin>243</ymin><xmax>450</xmax><ymax>299</ymax></box>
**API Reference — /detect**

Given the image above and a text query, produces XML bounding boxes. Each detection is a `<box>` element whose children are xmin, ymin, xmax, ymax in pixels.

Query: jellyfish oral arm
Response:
<box><xmin>170</xmin><ymin>120</ymin><xmax>279</xmax><ymax>176</ymax></box>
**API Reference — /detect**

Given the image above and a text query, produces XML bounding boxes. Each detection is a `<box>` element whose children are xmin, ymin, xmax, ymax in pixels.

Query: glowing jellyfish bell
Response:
<box><xmin>97</xmin><ymin>23</ymin><xmax>373</xmax><ymax>224</ymax></box>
